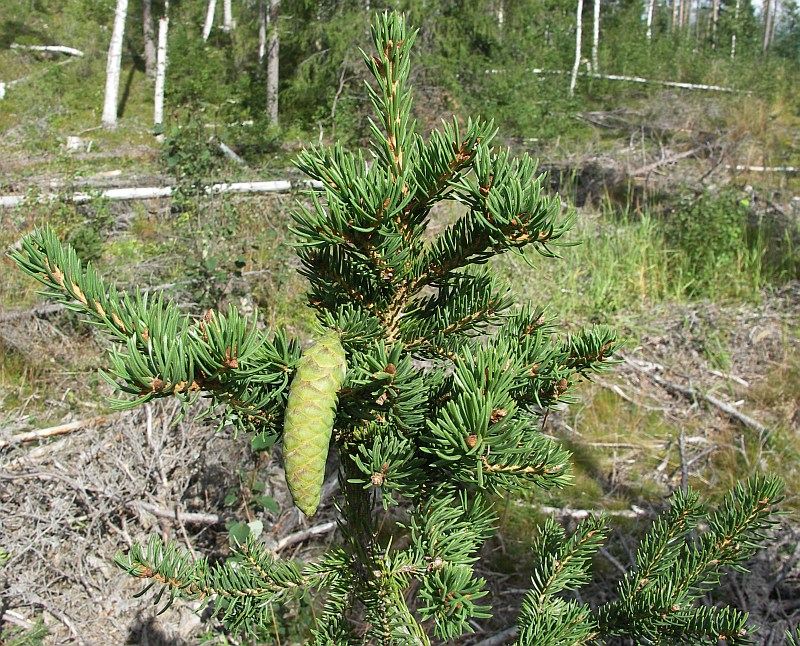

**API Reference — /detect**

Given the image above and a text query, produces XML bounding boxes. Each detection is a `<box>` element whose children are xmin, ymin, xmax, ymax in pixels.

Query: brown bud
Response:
<box><xmin>490</xmin><ymin>408</ymin><xmax>507</xmax><ymax>424</ymax></box>
<box><xmin>384</xmin><ymin>363</ymin><xmax>397</xmax><ymax>375</ymax></box>
<box><xmin>371</xmin><ymin>472</ymin><xmax>385</xmax><ymax>487</ymax></box>
<box><xmin>466</xmin><ymin>434</ymin><xmax>478</xmax><ymax>448</ymax></box>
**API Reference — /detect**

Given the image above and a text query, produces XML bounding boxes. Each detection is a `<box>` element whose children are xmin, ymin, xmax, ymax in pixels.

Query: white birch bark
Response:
<box><xmin>153</xmin><ymin>12</ymin><xmax>169</xmax><ymax>127</ymax></box>
<box><xmin>711</xmin><ymin>0</ymin><xmax>720</xmax><ymax>46</ymax></box>
<box><xmin>266</xmin><ymin>0</ymin><xmax>280</xmax><ymax>124</ymax></box>
<box><xmin>258</xmin><ymin>0</ymin><xmax>267</xmax><ymax>61</ymax></box>
<box><xmin>223</xmin><ymin>0</ymin><xmax>234</xmax><ymax>31</ymax></box>
<box><xmin>202</xmin><ymin>0</ymin><xmax>217</xmax><ymax>41</ymax></box>
<box><xmin>0</xmin><ymin>180</ymin><xmax>326</xmax><ymax>208</ymax></box>
<box><xmin>142</xmin><ymin>0</ymin><xmax>156</xmax><ymax>78</ymax></box>
<box><xmin>646</xmin><ymin>0</ymin><xmax>655</xmax><ymax>41</ymax></box>
<box><xmin>731</xmin><ymin>0</ymin><xmax>741</xmax><ymax>57</ymax></box>
<box><xmin>9</xmin><ymin>44</ymin><xmax>84</xmax><ymax>56</ymax></box>
<box><xmin>569</xmin><ymin>0</ymin><xmax>584</xmax><ymax>97</ymax></box>
<box><xmin>592</xmin><ymin>0</ymin><xmax>600</xmax><ymax>70</ymax></box>
<box><xmin>497</xmin><ymin>1</ymin><xmax>505</xmax><ymax>28</ymax></box>
<box><xmin>102</xmin><ymin>0</ymin><xmax>129</xmax><ymax>129</ymax></box>
<box><xmin>672</xmin><ymin>0</ymin><xmax>679</xmax><ymax>29</ymax></box>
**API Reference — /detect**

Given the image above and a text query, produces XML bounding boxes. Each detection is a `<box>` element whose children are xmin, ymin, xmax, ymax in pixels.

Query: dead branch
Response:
<box><xmin>129</xmin><ymin>500</ymin><xmax>223</xmax><ymax>526</ymax></box>
<box><xmin>630</xmin><ymin>147</ymin><xmax>704</xmax><ymax>177</ymax></box>
<box><xmin>217</xmin><ymin>141</ymin><xmax>247</xmax><ymax>166</ymax></box>
<box><xmin>516</xmin><ymin>502</ymin><xmax>651</xmax><ymax>520</ymax></box>
<box><xmin>0</xmin><ymin>303</ymin><xmax>65</xmax><ymax>323</ymax></box>
<box><xmin>0</xmin><ymin>414</ymin><xmax>119</xmax><ymax>449</ymax></box>
<box><xmin>624</xmin><ymin>357</ymin><xmax>769</xmax><ymax>438</ymax></box>
<box><xmin>472</xmin><ymin>626</ymin><xmax>518</xmax><ymax>646</ymax></box>
<box><xmin>276</xmin><ymin>521</ymin><xmax>337</xmax><ymax>552</ymax></box>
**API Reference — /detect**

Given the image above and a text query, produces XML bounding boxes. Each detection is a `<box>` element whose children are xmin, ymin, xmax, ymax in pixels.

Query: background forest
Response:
<box><xmin>1</xmin><ymin>0</ymin><xmax>799</xmax><ymax>644</ymax></box>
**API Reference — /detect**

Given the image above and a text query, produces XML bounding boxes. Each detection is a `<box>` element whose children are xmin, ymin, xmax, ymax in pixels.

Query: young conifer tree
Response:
<box><xmin>10</xmin><ymin>11</ymin><xmax>784</xmax><ymax>645</ymax></box>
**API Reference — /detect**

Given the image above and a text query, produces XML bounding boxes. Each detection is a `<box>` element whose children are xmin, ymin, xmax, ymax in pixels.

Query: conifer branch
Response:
<box><xmin>9</xmin><ymin>11</ymin><xmax>784</xmax><ymax>645</ymax></box>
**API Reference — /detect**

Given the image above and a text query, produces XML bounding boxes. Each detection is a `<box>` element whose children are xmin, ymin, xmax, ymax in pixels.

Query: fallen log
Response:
<box><xmin>726</xmin><ymin>164</ymin><xmax>799</xmax><ymax>174</ymax></box>
<box><xmin>531</xmin><ymin>68</ymin><xmax>746</xmax><ymax>93</ymax></box>
<box><xmin>0</xmin><ymin>179</ymin><xmax>324</xmax><ymax>208</ymax></box>
<box><xmin>10</xmin><ymin>44</ymin><xmax>85</xmax><ymax>57</ymax></box>
<box><xmin>488</xmin><ymin>67</ymin><xmax>745</xmax><ymax>94</ymax></box>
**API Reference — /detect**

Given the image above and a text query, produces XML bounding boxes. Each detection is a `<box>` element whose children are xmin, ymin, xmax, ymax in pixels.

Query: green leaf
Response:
<box><xmin>254</xmin><ymin>495</ymin><xmax>280</xmax><ymax>514</ymax></box>
<box><xmin>228</xmin><ymin>521</ymin><xmax>251</xmax><ymax>546</ymax></box>
<box><xmin>251</xmin><ymin>432</ymin><xmax>277</xmax><ymax>453</ymax></box>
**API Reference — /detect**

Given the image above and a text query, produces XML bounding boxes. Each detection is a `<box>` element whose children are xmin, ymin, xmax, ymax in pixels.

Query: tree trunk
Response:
<box><xmin>258</xmin><ymin>0</ymin><xmax>266</xmax><ymax>61</ymax></box>
<box><xmin>711</xmin><ymin>0</ymin><xmax>720</xmax><ymax>46</ymax></box>
<box><xmin>202</xmin><ymin>0</ymin><xmax>216</xmax><ymax>41</ymax></box>
<box><xmin>223</xmin><ymin>0</ymin><xmax>234</xmax><ymax>31</ymax></box>
<box><xmin>646</xmin><ymin>0</ymin><xmax>655</xmax><ymax>41</ymax></box>
<box><xmin>672</xmin><ymin>0</ymin><xmax>679</xmax><ymax>30</ymax></box>
<box><xmin>154</xmin><ymin>10</ymin><xmax>169</xmax><ymax>128</ymax></box>
<box><xmin>497</xmin><ymin>0</ymin><xmax>505</xmax><ymax>28</ymax></box>
<box><xmin>102</xmin><ymin>0</ymin><xmax>129</xmax><ymax>129</ymax></box>
<box><xmin>141</xmin><ymin>0</ymin><xmax>156</xmax><ymax>78</ymax></box>
<box><xmin>592</xmin><ymin>0</ymin><xmax>600</xmax><ymax>70</ymax></box>
<box><xmin>731</xmin><ymin>0</ymin><xmax>741</xmax><ymax>56</ymax></box>
<box><xmin>266</xmin><ymin>0</ymin><xmax>280</xmax><ymax>124</ymax></box>
<box><xmin>569</xmin><ymin>0</ymin><xmax>584</xmax><ymax>97</ymax></box>
<box><xmin>762</xmin><ymin>0</ymin><xmax>772</xmax><ymax>50</ymax></box>
<box><xmin>769</xmin><ymin>0</ymin><xmax>779</xmax><ymax>45</ymax></box>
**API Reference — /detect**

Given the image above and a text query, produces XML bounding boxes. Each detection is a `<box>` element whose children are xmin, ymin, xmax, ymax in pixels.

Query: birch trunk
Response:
<box><xmin>258</xmin><ymin>0</ymin><xmax>266</xmax><ymax>61</ymax></box>
<box><xmin>672</xmin><ymin>0</ymin><xmax>679</xmax><ymax>30</ymax></box>
<box><xmin>711</xmin><ymin>0</ymin><xmax>720</xmax><ymax>46</ymax></box>
<box><xmin>497</xmin><ymin>1</ymin><xmax>505</xmax><ymax>28</ymax></box>
<box><xmin>731</xmin><ymin>0</ymin><xmax>741</xmax><ymax>57</ymax></box>
<box><xmin>153</xmin><ymin>12</ymin><xmax>169</xmax><ymax>127</ymax></box>
<box><xmin>592</xmin><ymin>0</ymin><xmax>600</xmax><ymax>70</ymax></box>
<box><xmin>266</xmin><ymin>0</ymin><xmax>280</xmax><ymax>124</ymax></box>
<box><xmin>646</xmin><ymin>0</ymin><xmax>655</xmax><ymax>41</ymax></box>
<box><xmin>569</xmin><ymin>0</ymin><xmax>584</xmax><ymax>97</ymax></box>
<box><xmin>102</xmin><ymin>0</ymin><xmax>129</xmax><ymax>129</ymax></box>
<box><xmin>223</xmin><ymin>0</ymin><xmax>234</xmax><ymax>31</ymax></box>
<box><xmin>142</xmin><ymin>0</ymin><xmax>156</xmax><ymax>78</ymax></box>
<box><xmin>202</xmin><ymin>0</ymin><xmax>216</xmax><ymax>41</ymax></box>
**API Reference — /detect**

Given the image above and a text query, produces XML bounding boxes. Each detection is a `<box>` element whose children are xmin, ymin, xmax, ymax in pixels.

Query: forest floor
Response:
<box><xmin>0</xmin><ymin>276</ymin><xmax>798</xmax><ymax>644</ymax></box>
<box><xmin>0</xmin><ymin>175</ymin><xmax>798</xmax><ymax>644</ymax></box>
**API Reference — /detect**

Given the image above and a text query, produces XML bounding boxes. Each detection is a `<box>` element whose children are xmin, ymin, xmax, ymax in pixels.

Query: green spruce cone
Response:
<box><xmin>282</xmin><ymin>331</ymin><xmax>347</xmax><ymax>516</ymax></box>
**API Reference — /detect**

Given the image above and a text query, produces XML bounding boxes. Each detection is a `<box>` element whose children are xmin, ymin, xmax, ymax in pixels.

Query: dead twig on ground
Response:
<box><xmin>0</xmin><ymin>414</ymin><xmax>120</xmax><ymax>449</ymax></box>
<box><xmin>623</xmin><ymin>356</ymin><xmax>770</xmax><ymax>439</ymax></box>
<box><xmin>129</xmin><ymin>500</ymin><xmax>223</xmax><ymax>526</ymax></box>
<box><xmin>472</xmin><ymin>626</ymin><xmax>519</xmax><ymax>646</ymax></box>
<box><xmin>275</xmin><ymin>521</ymin><xmax>337</xmax><ymax>553</ymax></box>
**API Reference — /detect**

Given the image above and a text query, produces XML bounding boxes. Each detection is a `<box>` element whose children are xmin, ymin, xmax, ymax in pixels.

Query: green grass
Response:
<box><xmin>497</xmin><ymin>198</ymin><xmax>799</xmax><ymax>325</ymax></box>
